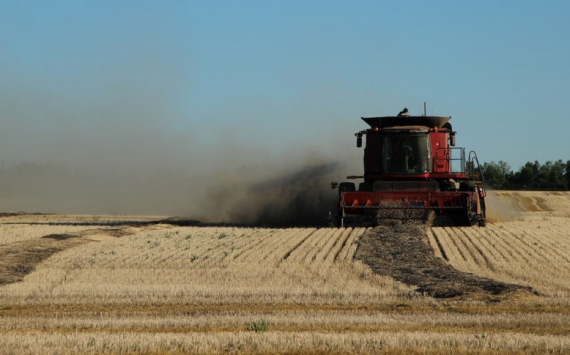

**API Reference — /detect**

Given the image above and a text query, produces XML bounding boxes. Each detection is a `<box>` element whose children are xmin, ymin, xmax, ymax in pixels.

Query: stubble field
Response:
<box><xmin>1</xmin><ymin>191</ymin><xmax>570</xmax><ymax>354</ymax></box>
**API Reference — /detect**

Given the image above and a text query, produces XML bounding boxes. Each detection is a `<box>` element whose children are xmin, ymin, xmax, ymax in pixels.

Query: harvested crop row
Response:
<box><xmin>428</xmin><ymin>218</ymin><xmax>570</xmax><ymax>297</ymax></box>
<box><xmin>0</xmin><ymin>226</ymin><xmax>411</xmax><ymax>307</ymax></box>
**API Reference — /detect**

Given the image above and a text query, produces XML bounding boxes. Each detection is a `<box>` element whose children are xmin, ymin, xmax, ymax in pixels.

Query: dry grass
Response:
<box><xmin>2</xmin><ymin>331</ymin><xmax>570</xmax><ymax>355</ymax></box>
<box><xmin>1</xmin><ymin>191</ymin><xmax>570</xmax><ymax>354</ymax></box>
<box><xmin>0</xmin><ymin>213</ymin><xmax>165</xmax><ymax>225</ymax></box>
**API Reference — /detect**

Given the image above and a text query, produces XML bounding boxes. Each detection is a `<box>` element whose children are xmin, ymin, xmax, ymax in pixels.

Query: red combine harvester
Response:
<box><xmin>330</xmin><ymin>109</ymin><xmax>486</xmax><ymax>227</ymax></box>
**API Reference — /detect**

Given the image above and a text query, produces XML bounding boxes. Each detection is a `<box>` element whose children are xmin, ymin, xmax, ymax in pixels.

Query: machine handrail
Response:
<box><xmin>434</xmin><ymin>147</ymin><xmax>466</xmax><ymax>174</ymax></box>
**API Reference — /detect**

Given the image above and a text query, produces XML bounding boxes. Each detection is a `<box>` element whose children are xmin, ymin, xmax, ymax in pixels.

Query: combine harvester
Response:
<box><xmin>330</xmin><ymin>108</ymin><xmax>486</xmax><ymax>227</ymax></box>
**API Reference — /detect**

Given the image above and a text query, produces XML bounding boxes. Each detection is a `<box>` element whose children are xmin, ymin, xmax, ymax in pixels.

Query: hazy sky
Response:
<box><xmin>1</xmin><ymin>1</ymin><xmax>569</xmax><ymax>195</ymax></box>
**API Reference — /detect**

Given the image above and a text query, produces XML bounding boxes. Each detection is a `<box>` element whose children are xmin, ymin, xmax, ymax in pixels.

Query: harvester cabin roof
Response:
<box><xmin>382</xmin><ymin>126</ymin><xmax>430</xmax><ymax>133</ymax></box>
<box><xmin>361</xmin><ymin>116</ymin><xmax>451</xmax><ymax>129</ymax></box>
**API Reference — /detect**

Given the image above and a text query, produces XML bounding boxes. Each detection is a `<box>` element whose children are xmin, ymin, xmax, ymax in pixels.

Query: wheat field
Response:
<box><xmin>1</xmin><ymin>191</ymin><xmax>570</xmax><ymax>354</ymax></box>
<box><xmin>427</xmin><ymin>191</ymin><xmax>570</xmax><ymax>299</ymax></box>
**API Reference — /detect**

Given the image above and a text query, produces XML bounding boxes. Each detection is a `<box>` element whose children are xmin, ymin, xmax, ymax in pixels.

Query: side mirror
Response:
<box><xmin>355</xmin><ymin>131</ymin><xmax>365</xmax><ymax>148</ymax></box>
<box><xmin>450</xmin><ymin>132</ymin><xmax>456</xmax><ymax>147</ymax></box>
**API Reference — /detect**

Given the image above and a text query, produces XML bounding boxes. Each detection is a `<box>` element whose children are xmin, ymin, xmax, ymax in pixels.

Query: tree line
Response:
<box><xmin>480</xmin><ymin>160</ymin><xmax>570</xmax><ymax>190</ymax></box>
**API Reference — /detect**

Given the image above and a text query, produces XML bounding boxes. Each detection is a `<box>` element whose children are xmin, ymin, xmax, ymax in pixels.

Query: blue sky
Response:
<box><xmin>1</xmin><ymin>0</ymin><xmax>569</xmax><ymax>172</ymax></box>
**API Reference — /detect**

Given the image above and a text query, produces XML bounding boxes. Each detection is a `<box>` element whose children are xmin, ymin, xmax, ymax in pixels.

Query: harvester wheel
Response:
<box><xmin>478</xmin><ymin>218</ymin><xmax>486</xmax><ymax>227</ymax></box>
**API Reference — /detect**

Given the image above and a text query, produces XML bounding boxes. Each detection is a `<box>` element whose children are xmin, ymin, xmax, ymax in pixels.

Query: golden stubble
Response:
<box><xmin>1</xmin><ymin>194</ymin><xmax>570</xmax><ymax>354</ymax></box>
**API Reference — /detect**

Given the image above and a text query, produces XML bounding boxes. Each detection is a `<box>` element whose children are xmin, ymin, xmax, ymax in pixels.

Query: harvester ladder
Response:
<box><xmin>468</xmin><ymin>151</ymin><xmax>486</xmax><ymax>198</ymax></box>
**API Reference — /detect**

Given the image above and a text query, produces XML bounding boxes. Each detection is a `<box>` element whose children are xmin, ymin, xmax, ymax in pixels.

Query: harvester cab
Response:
<box><xmin>330</xmin><ymin>111</ymin><xmax>486</xmax><ymax>227</ymax></box>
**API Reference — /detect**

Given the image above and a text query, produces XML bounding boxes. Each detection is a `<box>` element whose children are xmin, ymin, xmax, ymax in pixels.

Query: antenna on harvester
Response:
<box><xmin>424</xmin><ymin>102</ymin><xmax>427</xmax><ymax>116</ymax></box>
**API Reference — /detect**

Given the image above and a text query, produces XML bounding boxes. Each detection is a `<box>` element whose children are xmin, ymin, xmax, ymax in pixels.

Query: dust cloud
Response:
<box><xmin>0</xmin><ymin>51</ymin><xmax>370</xmax><ymax>226</ymax></box>
<box><xmin>0</xmin><ymin>88</ymin><xmax>360</xmax><ymax>226</ymax></box>
<box><xmin>0</xmin><ymin>157</ymin><xmax>352</xmax><ymax>227</ymax></box>
<box><xmin>205</xmin><ymin>162</ymin><xmax>341</xmax><ymax>227</ymax></box>
<box><xmin>485</xmin><ymin>192</ymin><xmax>522</xmax><ymax>223</ymax></box>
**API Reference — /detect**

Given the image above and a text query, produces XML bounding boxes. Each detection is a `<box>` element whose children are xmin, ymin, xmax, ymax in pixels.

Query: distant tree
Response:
<box><xmin>566</xmin><ymin>160</ymin><xmax>570</xmax><ymax>190</ymax></box>
<box><xmin>465</xmin><ymin>160</ymin><xmax>475</xmax><ymax>174</ymax></box>
<box><xmin>477</xmin><ymin>159</ymin><xmax>570</xmax><ymax>191</ymax></box>
<box><xmin>536</xmin><ymin>161</ymin><xmax>552</xmax><ymax>189</ymax></box>
<box><xmin>516</xmin><ymin>161</ymin><xmax>540</xmax><ymax>190</ymax></box>
<box><xmin>481</xmin><ymin>161</ymin><xmax>511</xmax><ymax>189</ymax></box>
<box><xmin>548</xmin><ymin>160</ymin><xmax>566</xmax><ymax>190</ymax></box>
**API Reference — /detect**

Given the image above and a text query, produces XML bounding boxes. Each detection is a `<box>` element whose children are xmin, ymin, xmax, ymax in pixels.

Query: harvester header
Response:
<box><xmin>330</xmin><ymin>109</ymin><xmax>486</xmax><ymax>227</ymax></box>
